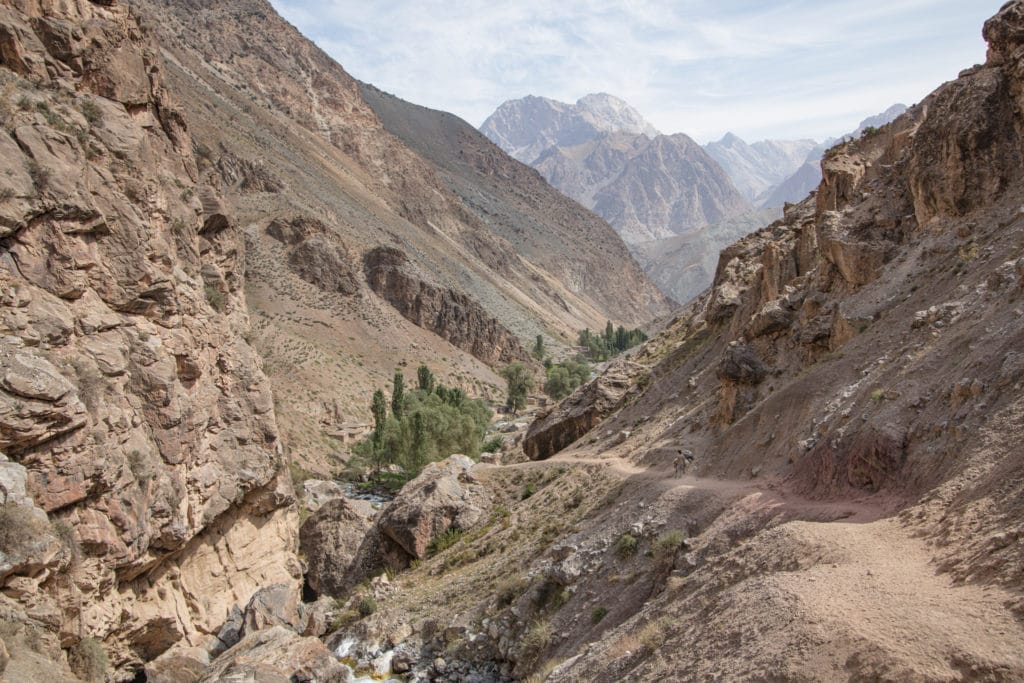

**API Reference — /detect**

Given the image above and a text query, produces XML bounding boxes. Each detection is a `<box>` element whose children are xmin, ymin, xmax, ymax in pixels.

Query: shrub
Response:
<box><xmin>0</xmin><ymin>502</ymin><xmax>48</xmax><ymax>556</ymax></box>
<box><xmin>520</xmin><ymin>482</ymin><xmax>537</xmax><ymax>500</ymax></box>
<box><xmin>482</xmin><ymin>435</ymin><xmax>504</xmax><ymax>453</ymax></box>
<box><xmin>427</xmin><ymin>527</ymin><xmax>463</xmax><ymax>556</ymax></box>
<box><xmin>652</xmin><ymin>529</ymin><xmax>686</xmax><ymax>560</ymax></box>
<box><xmin>495</xmin><ymin>575</ymin><xmax>528</xmax><ymax>607</ymax></box>
<box><xmin>592</xmin><ymin>606</ymin><xmax>608</xmax><ymax>624</ymax></box>
<box><xmin>357</xmin><ymin>596</ymin><xmax>377</xmax><ymax>617</ymax></box>
<box><xmin>79</xmin><ymin>99</ymin><xmax>102</xmax><ymax>125</ymax></box>
<box><xmin>639</xmin><ymin>618</ymin><xmax>667</xmax><ymax>652</ymax></box>
<box><xmin>615</xmin><ymin>533</ymin><xmax>638</xmax><ymax>559</ymax></box>
<box><xmin>127</xmin><ymin>449</ymin><xmax>158</xmax><ymax>484</ymax></box>
<box><xmin>52</xmin><ymin>518</ymin><xmax>80</xmax><ymax>565</ymax></box>
<box><xmin>520</xmin><ymin>619</ymin><xmax>553</xmax><ymax>664</ymax></box>
<box><xmin>204</xmin><ymin>283</ymin><xmax>226</xmax><ymax>312</ymax></box>
<box><xmin>68</xmin><ymin>637</ymin><xmax>110</xmax><ymax>682</ymax></box>
<box><xmin>26</xmin><ymin>159</ymin><xmax>49</xmax><ymax>191</ymax></box>
<box><xmin>0</xmin><ymin>187</ymin><xmax>15</xmax><ymax>202</ymax></box>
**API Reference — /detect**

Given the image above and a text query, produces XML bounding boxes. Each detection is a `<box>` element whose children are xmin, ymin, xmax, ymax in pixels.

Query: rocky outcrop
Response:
<box><xmin>265</xmin><ymin>217</ymin><xmax>360</xmax><ymax>295</ymax></box>
<box><xmin>524</xmin><ymin>359</ymin><xmax>645</xmax><ymax>459</ymax></box>
<box><xmin>299</xmin><ymin>498</ymin><xmax>373</xmax><ymax>597</ymax></box>
<box><xmin>376</xmin><ymin>455</ymin><xmax>491</xmax><ymax>563</ymax></box>
<box><xmin>0</xmin><ymin>1</ymin><xmax>297</xmax><ymax>675</ymax></box>
<box><xmin>215</xmin><ymin>151</ymin><xmax>284</xmax><ymax>194</ymax></box>
<box><xmin>363</xmin><ymin>247</ymin><xmax>531</xmax><ymax>366</ymax></box>
<box><xmin>197</xmin><ymin>626</ymin><xmax>351</xmax><ymax>683</ymax></box>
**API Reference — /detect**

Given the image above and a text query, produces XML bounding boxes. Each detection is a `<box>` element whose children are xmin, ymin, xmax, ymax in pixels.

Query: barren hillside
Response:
<box><xmin>130</xmin><ymin>0</ymin><xmax>669</xmax><ymax>472</ymax></box>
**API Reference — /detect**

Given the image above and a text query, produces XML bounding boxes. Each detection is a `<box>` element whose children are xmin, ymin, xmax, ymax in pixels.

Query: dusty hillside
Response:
<box><xmin>127</xmin><ymin>0</ymin><xmax>669</xmax><ymax>472</ymax></box>
<box><xmin>0</xmin><ymin>0</ymin><xmax>298</xmax><ymax>678</ymax></box>
<box><xmin>358</xmin><ymin>83</ymin><xmax>666</xmax><ymax>325</ymax></box>
<box><xmin>297</xmin><ymin>4</ymin><xmax>1024</xmax><ymax>682</ymax></box>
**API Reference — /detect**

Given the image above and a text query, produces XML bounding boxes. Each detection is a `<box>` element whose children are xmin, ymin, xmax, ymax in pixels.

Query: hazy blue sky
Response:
<box><xmin>268</xmin><ymin>0</ymin><xmax>1001</xmax><ymax>143</ymax></box>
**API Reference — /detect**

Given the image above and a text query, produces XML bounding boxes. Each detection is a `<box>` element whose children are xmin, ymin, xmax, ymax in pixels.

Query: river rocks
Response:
<box><xmin>299</xmin><ymin>498</ymin><xmax>373</xmax><ymax>597</ymax></box>
<box><xmin>376</xmin><ymin>455</ymin><xmax>491</xmax><ymax>563</ymax></box>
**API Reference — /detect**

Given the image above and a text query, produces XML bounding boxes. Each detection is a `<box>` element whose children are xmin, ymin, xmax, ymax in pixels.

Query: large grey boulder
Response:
<box><xmin>299</xmin><ymin>498</ymin><xmax>372</xmax><ymax>597</ymax></box>
<box><xmin>375</xmin><ymin>455</ymin><xmax>491</xmax><ymax>562</ymax></box>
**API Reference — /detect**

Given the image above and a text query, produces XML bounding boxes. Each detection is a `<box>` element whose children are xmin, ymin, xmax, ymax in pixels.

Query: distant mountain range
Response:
<box><xmin>480</xmin><ymin>93</ymin><xmax>660</xmax><ymax>166</ymax></box>
<box><xmin>482</xmin><ymin>94</ymin><xmax>749</xmax><ymax>244</ymax></box>
<box><xmin>703</xmin><ymin>134</ymin><xmax>817</xmax><ymax>203</ymax></box>
<box><xmin>480</xmin><ymin>94</ymin><xmax>909</xmax><ymax>303</ymax></box>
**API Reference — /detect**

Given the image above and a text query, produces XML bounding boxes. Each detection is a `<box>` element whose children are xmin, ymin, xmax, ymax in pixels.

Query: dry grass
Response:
<box><xmin>68</xmin><ymin>637</ymin><xmax>109</xmax><ymax>682</ymax></box>
<box><xmin>0</xmin><ymin>502</ymin><xmax>49</xmax><ymax>556</ymax></box>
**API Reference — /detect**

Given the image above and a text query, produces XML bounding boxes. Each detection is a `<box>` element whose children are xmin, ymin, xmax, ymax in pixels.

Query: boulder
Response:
<box><xmin>197</xmin><ymin>626</ymin><xmax>352</xmax><ymax>683</ymax></box>
<box><xmin>717</xmin><ymin>343</ymin><xmax>768</xmax><ymax>384</ymax></box>
<box><xmin>299</xmin><ymin>498</ymin><xmax>372</xmax><ymax>597</ymax></box>
<box><xmin>363</xmin><ymin>247</ymin><xmax>532</xmax><ymax>366</ymax></box>
<box><xmin>301</xmin><ymin>479</ymin><xmax>346</xmax><ymax>513</ymax></box>
<box><xmin>524</xmin><ymin>359</ymin><xmax>642</xmax><ymax>460</ymax></box>
<box><xmin>375</xmin><ymin>455</ymin><xmax>491</xmax><ymax>562</ymax></box>
<box><xmin>239</xmin><ymin>584</ymin><xmax>302</xmax><ymax>638</ymax></box>
<box><xmin>288</xmin><ymin>237</ymin><xmax>360</xmax><ymax>295</ymax></box>
<box><xmin>144</xmin><ymin>647</ymin><xmax>210</xmax><ymax>683</ymax></box>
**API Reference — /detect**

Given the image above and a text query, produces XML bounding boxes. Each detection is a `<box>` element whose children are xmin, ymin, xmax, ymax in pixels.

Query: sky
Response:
<box><xmin>267</xmin><ymin>0</ymin><xmax>1001</xmax><ymax>143</ymax></box>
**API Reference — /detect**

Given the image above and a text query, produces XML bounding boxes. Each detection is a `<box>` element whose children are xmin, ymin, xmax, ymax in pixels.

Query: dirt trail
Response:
<box><xmin>527</xmin><ymin>451</ymin><xmax>1024</xmax><ymax>678</ymax></box>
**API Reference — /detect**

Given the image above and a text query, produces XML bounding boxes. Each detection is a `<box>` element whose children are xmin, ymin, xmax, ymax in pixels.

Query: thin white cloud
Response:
<box><xmin>269</xmin><ymin>0</ymin><xmax>998</xmax><ymax>142</ymax></box>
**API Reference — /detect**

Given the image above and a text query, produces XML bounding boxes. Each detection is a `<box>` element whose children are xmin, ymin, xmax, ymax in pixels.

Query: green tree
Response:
<box><xmin>500</xmin><ymin>363</ymin><xmax>533</xmax><ymax>415</ymax></box>
<box><xmin>410</xmin><ymin>411</ymin><xmax>427</xmax><ymax>473</ymax></box>
<box><xmin>543</xmin><ymin>359</ymin><xmax>591</xmax><ymax>401</ymax></box>
<box><xmin>604</xmin><ymin>320</ymin><xmax>614</xmax><ymax>344</ymax></box>
<box><xmin>371</xmin><ymin>389</ymin><xmax>388</xmax><ymax>472</ymax></box>
<box><xmin>615</xmin><ymin>325</ymin><xmax>628</xmax><ymax>351</ymax></box>
<box><xmin>544</xmin><ymin>365</ymin><xmax>571</xmax><ymax>401</ymax></box>
<box><xmin>417</xmin><ymin>364</ymin><xmax>435</xmax><ymax>393</ymax></box>
<box><xmin>391</xmin><ymin>370</ymin><xmax>405</xmax><ymax>419</ymax></box>
<box><xmin>532</xmin><ymin>334</ymin><xmax>545</xmax><ymax>360</ymax></box>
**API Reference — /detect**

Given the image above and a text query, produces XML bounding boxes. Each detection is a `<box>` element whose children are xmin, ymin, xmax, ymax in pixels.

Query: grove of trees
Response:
<box><xmin>357</xmin><ymin>365</ymin><xmax>491</xmax><ymax>478</ymax></box>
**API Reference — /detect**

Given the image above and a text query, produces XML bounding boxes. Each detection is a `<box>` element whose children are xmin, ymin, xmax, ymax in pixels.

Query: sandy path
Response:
<box><xmin>525</xmin><ymin>452</ymin><xmax>1024</xmax><ymax>678</ymax></box>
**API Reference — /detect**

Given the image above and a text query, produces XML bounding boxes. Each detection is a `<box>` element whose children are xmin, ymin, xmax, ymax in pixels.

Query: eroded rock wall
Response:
<box><xmin>0</xmin><ymin>0</ymin><xmax>297</xmax><ymax>674</ymax></box>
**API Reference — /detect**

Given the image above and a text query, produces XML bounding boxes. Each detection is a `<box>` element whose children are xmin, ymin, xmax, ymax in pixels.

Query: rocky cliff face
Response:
<box><xmin>0</xmin><ymin>0</ymin><xmax>298</xmax><ymax>678</ymax></box>
<box><xmin>761</xmin><ymin>105</ymin><xmax>909</xmax><ymax>208</ymax></box>
<box><xmin>363</xmin><ymin>247</ymin><xmax>532</xmax><ymax>366</ymax></box>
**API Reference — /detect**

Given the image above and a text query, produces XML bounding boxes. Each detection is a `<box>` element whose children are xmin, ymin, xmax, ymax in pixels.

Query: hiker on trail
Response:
<box><xmin>673</xmin><ymin>454</ymin><xmax>683</xmax><ymax>479</ymax></box>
